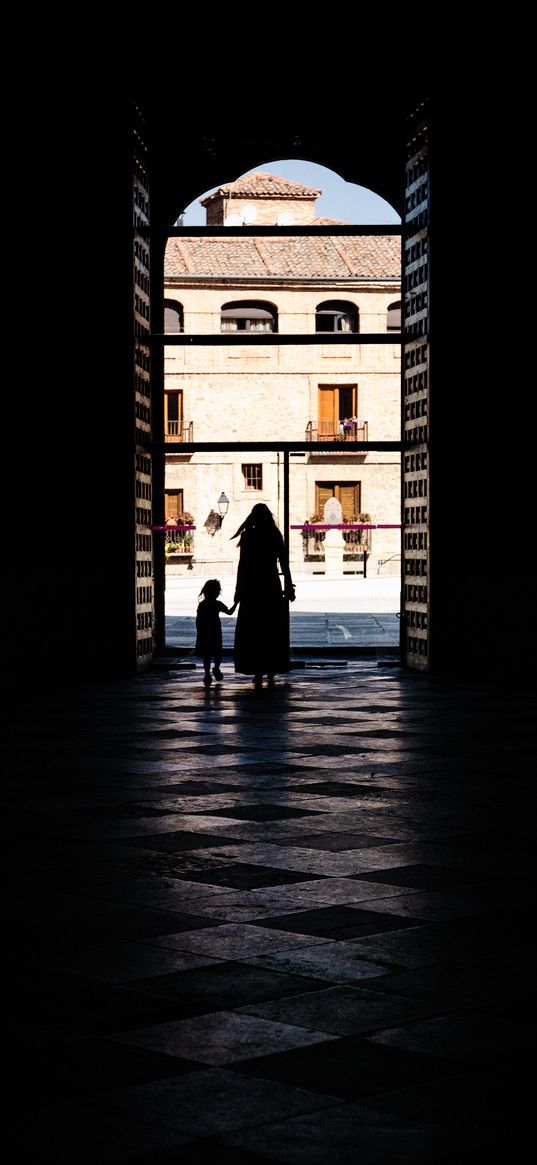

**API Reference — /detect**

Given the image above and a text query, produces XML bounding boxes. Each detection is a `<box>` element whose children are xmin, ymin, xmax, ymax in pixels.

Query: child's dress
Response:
<box><xmin>195</xmin><ymin>597</ymin><xmax>228</xmax><ymax>658</ymax></box>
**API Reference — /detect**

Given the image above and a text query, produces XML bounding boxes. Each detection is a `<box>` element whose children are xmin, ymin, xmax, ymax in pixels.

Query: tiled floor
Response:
<box><xmin>8</xmin><ymin>657</ymin><xmax>533</xmax><ymax>1162</ymax></box>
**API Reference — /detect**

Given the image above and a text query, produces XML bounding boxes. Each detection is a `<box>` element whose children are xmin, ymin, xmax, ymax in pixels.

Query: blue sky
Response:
<box><xmin>179</xmin><ymin>159</ymin><xmax>401</xmax><ymax>226</ymax></box>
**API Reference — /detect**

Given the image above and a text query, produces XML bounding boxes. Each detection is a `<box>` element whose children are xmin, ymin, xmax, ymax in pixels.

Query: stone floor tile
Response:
<box><xmin>145</xmin><ymin>922</ymin><xmax>332</xmax><ymax>958</ymax></box>
<box><xmin>241</xmin><ymin>941</ymin><xmax>395</xmax><ymax>983</ymax></box>
<box><xmin>367</xmin><ymin>1007</ymin><xmax>523</xmax><ymax>1064</ymax></box>
<box><xmin>178</xmin><ymin>863</ymin><xmax>326</xmax><ymax>890</ymax></box>
<box><xmin>15</xmin><ymin>1095</ymin><xmax>194</xmax><ymax>1163</ymax></box>
<box><xmin>351</xmin><ymin>863</ymin><xmax>487</xmax><ymax>890</ymax></box>
<box><xmin>245</xmin><ymin>878</ymin><xmax>411</xmax><ymax>909</ymax></box>
<box><xmin>354</xmin><ymin>961</ymin><xmax>507</xmax><ymax>1006</ymax></box>
<box><xmin>128</xmin><ymin>960</ymin><xmax>329</xmax><ymax>1012</ymax></box>
<box><xmin>234</xmin><ymin>1032</ymin><xmax>460</xmax><ymax>1100</ymax></box>
<box><xmin>220</xmin><ymin>1100</ymin><xmax>480</xmax><ymax>1164</ymax></box>
<box><xmin>94</xmin><ymin>1066</ymin><xmax>338</xmax><ymax>1138</ymax></box>
<box><xmin>42</xmin><ymin>942</ymin><xmax>225</xmax><ymax>983</ymax></box>
<box><xmin>110</xmin><ymin>1010</ymin><xmax>334</xmax><ymax>1066</ymax></box>
<box><xmin>286</xmin><ymin>833</ymin><xmax>408</xmax><ymax>852</ymax></box>
<box><xmin>238</xmin><ymin>984</ymin><xmax>434</xmax><ymax>1036</ymax></box>
<box><xmin>360</xmin><ymin>888</ymin><xmax>500</xmax><ymax>921</ymax></box>
<box><xmin>253</xmin><ymin>905</ymin><xmax>426</xmax><ymax>940</ymax></box>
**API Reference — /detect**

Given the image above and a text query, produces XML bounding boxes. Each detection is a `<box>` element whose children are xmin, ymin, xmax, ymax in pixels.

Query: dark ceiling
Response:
<box><xmin>136</xmin><ymin>89</ymin><xmax>427</xmax><ymax>227</ymax></box>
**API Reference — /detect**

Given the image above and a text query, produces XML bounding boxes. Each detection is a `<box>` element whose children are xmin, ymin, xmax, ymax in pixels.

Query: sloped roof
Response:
<box><xmin>165</xmin><ymin>235</ymin><xmax>400</xmax><ymax>279</ymax></box>
<box><xmin>200</xmin><ymin>171</ymin><xmax>321</xmax><ymax>204</ymax></box>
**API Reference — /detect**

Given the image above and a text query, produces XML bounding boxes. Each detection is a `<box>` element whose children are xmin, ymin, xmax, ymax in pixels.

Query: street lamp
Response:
<box><xmin>217</xmin><ymin>492</ymin><xmax>230</xmax><ymax>523</ymax></box>
<box><xmin>204</xmin><ymin>493</ymin><xmax>230</xmax><ymax>537</ymax></box>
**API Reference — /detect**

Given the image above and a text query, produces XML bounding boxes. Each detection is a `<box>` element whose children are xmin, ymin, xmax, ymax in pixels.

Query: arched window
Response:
<box><xmin>221</xmin><ymin>300</ymin><xmax>278</xmax><ymax>333</ymax></box>
<box><xmin>387</xmin><ymin>301</ymin><xmax>401</xmax><ymax>331</ymax></box>
<box><xmin>164</xmin><ymin>299</ymin><xmax>184</xmax><ymax>333</ymax></box>
<box><xmin>315</xmin><ymin>300</ymin><xmax>359</xmax><ymax>333</ymax></box>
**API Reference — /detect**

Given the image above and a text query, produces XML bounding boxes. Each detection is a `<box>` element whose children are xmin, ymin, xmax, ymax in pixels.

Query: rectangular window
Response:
<box><xmin>164</xmin><ymin>391</ymin><xmax>183</xmax><ymax>439</ymax></box>
<box><xmin>242</xmin><ymin>463</ymin><xmax>263</xmax><ymax>491</ymax></box>
<box><xmin>318</xmin><ymin>385</ymin><xmax>357</xmax><ymax>439</ymax></box>
<box><xmin>315</xmin><ymin>482</ymin><xmax>361</xmax><ymax>520</ymax></box>
<box><xmin>165</xmin><ymin>489</ymin><xmax>184</xmax><ymax>521</ymax></box>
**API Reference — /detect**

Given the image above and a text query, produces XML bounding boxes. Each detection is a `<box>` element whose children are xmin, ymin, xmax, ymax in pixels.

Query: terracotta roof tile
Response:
<box><xmin>200</xmin><ymin>171</ymin><xmax>321</xmax><ymax>204</ymax></box>
<box><xmin>165</xmin><ymin>235</ymin><xmax>400</xmax><ymax>279</ymax></box>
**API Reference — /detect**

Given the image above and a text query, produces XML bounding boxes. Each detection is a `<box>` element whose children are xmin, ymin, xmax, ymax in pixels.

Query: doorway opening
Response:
<box><xmin>156</xmin><ymin>158</ymin><xmax>403</xmax><ymax>661</ymax></box>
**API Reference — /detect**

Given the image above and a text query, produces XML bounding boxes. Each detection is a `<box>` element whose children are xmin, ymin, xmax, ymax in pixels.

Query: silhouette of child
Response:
<box><xmin>195</xmin><ymin>579</ymin><xmax>236</xmax><ymax>684</ymax></box>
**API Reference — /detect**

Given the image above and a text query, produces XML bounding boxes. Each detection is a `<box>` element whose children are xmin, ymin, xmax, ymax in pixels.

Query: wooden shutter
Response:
<box><xmin>338</xmin><ymin>484</ymin><xmax>358</xmax><ymax>519</ymax></box>
<box><xmin>318</xmin><ymin>388</ymin><xmax>338</xmax><ymax>437</ymax></box>
<box><xmin>315</xmin><ymin>484</ymin><xmax>333</xmax><ymax>514</ymax></box>
<box><xmin>166</xmin><ymin>490</ymin><xmax>183</xmax><ymax>520</ymax></box>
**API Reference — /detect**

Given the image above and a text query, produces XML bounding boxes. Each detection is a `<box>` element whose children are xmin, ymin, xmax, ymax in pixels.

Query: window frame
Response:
<box><xmin>221</xmin><ymin>300</ymin><xmax>278</xmax><ymax>334</ymax></box>
<box><xmin>242</xmin><ymin>462</ymin><xmax>263</xmax><ymax>491</ymax></box>
<box><xmin>315</xmin><ymin>299</ymin><xmax>359</xmax><ymax>334</ymax></box>
<box><xmin>164</xmin><ymin>298</ymin><xmax>184</xmax><ymax>333</ymax></box>
<box><xmin>164</xmin><ymin>488</ymin><xmax>184</xmax><ymax>521</ymax></box>
<box><xmin>315</xmin><ymin>481</ymin><xmax>361</xmax><ymax>520</ymax></box>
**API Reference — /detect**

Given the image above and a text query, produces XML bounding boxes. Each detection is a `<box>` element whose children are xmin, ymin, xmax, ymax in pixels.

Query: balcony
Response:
<box><xmin>300</xmin><ymin>525</ymin><xmax>372</xmax><ymax>562</ymax></box>
<box><xmin>164</xmin><ymin>520</ymin><xmax>195</xmax><ymax>559</ymax></box>
<box><xmin>165</xmin><ymin>421</ymin><xmax>194</xmax><ymax>444</ymax></box>
<box><xmin>305</xmin><ymin>420</ymin><xmax>368</xmax><ymax>443</ymax></box>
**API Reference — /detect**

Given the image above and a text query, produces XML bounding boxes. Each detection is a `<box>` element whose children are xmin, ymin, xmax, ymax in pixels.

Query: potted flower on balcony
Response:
<box><xmin>303</xmin><ymin>514</ymin><xmax>325</xmax><ymax>559</ymax></box>
<box><xmin>302</xmin><ymin>512</ymin><xmax>372</xmax><ymax>559</ymax></box>
<box><xmin>349</xmin><ymin>513</ymin><xmax>371</xmax><ymax>545</ymax></box>
<box><xmin>165</xmin><ymin>512</ymin><xmax>195</xmax><ymax>557</ymax></box>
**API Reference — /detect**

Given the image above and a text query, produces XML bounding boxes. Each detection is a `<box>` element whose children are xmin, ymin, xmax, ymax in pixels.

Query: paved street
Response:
<box><xmin>166</xmin><ymin>575</ymin><xmax>401</xmax><ymax>653</ymax></box>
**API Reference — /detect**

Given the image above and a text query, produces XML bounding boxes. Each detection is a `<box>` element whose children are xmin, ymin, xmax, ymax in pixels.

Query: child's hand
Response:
<box><xmin>228</xmin><ymin>602</ymin><xmax>237</xmax><ymax>614</ymax></box>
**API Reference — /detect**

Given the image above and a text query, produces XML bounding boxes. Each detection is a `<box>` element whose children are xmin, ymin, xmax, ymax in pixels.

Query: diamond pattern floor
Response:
<box><xmin>7</xmin><ymin>658</ymin><xmax>533</xmax><ymax>1162</ymax></box>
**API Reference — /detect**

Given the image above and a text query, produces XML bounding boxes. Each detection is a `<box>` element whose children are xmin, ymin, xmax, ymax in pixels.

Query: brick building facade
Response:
<box><xmin>163</xmin><ymin>173</ymin><xmax>401</xmax><ymax>577</ymax></box>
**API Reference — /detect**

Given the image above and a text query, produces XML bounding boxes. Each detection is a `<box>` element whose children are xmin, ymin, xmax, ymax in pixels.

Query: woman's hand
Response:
<box><xmin>285</xmin><ymin>583</ymin><xmax>296</xmax><ymax>603</ymax></box>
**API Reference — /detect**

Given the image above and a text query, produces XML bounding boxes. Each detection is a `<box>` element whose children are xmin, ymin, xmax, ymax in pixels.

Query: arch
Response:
<box><xmin>221</xmin><ymin>299</ymin><xmax>278</xmax><ymax>333</ymax></box>
<box><xmin>315</xmin><ymin>299</ymin><xmax>359</xmax><ymax>334</ymax></box>
<box><xmin>387</xmin><ymin>300</ymin><xmax>401</xmax><ymax>331</ymax></box>
<box><xmin>164</xmin><ymin>299</ymin><xmax>184</xmax><ymax>333</ymax></box>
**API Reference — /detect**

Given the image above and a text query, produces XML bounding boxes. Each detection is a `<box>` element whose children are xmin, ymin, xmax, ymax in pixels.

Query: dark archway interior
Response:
<box><xmin>8</xmin><ymin>68</ymin><xmax>533</xmax><ymax>684</ymax></box>
<box><xmin>5</xmin><ymin>48</ymin><xmax>533</xmax><ymax>1163</ymax></box>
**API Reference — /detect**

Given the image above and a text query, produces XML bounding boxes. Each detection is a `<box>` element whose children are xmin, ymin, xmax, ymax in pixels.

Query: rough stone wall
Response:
<box><xmin>164</xmin><ymin>286</ymin><xmax>401</xmax><ymax>576</ymax></box>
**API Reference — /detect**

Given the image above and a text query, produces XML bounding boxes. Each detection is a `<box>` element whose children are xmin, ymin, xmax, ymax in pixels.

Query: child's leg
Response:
<box><xmin>203</xmin><ymin>654</ymin><xmax>212</xmax><ymax>683</ymax></box>
<box><xmin>212</xmin><ymin>653</ymin><xmax>223</xmax><ymax>680</ymax></box>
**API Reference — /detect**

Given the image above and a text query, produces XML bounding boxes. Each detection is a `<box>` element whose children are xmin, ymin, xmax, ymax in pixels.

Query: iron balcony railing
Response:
<box><xmin>299</xmin><ymin>524</ymin><xmax>372</xmax><ymax>560</ymax></box>
<box><xmin>162</xmin><ymin>523</ymin><xmax>196</xmax><ymax>556</ymax></box>
<box><xmin>305</xmin><ymin>420</ymin><xmax>368</xmax><ymax>443</ymax></box>
<box><xmin>164</xmin><ymin>421</ymin><xmax>194</xmax><ymax>443</ymax></box>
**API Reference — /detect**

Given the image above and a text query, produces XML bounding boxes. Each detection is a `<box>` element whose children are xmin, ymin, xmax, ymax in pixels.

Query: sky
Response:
<box><xmin>179</xmin><ymin>159</ymin><xmax>401</xmax><ymax>226</ymax></box>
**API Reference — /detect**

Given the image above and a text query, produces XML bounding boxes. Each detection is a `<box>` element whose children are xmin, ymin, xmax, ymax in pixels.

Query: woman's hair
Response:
<box><xmin>198</xmin><ymin>579</ymin><xmax>221</xmax><ymax>600</ymax></box>
<box><xmin>231</xmin><ymin>503</ymin><xmax>278</xmax><ymax>541</ymax></box>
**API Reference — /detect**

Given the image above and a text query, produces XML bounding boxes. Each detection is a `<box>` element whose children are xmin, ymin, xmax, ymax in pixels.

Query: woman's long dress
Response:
<box><xmin>233</xmin><ymin>529</ymin><xmax>292</xmax><ymax>676</ymax></box>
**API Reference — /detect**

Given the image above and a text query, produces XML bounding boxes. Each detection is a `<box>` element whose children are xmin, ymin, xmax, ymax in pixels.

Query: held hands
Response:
<box><xmin>285</xmin><ymin>583</ymin><xmax>296</xmax><ymax>603</ymax></box>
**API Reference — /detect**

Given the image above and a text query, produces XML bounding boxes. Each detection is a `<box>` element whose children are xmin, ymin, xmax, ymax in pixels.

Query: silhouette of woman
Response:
<box><xmin>231</xmin><ymin>503</ymin><xmax>296</xmax><ymax>686</ymax></box>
